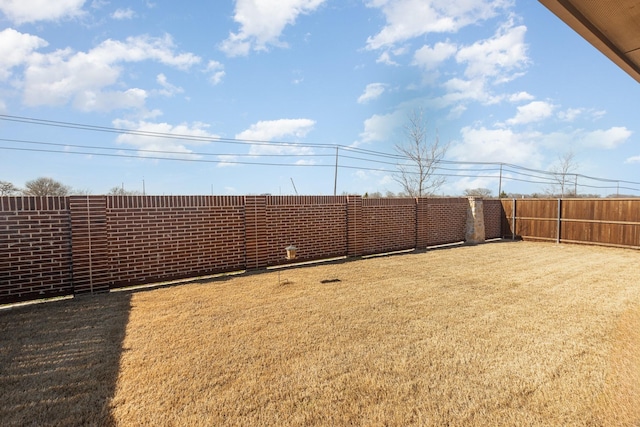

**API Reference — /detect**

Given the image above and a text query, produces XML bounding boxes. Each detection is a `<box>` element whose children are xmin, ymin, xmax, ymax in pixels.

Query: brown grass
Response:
<box><xmin>1</xmin><ymin>241</ymin><xmax>640</xmax><ymax>426</ymax></box>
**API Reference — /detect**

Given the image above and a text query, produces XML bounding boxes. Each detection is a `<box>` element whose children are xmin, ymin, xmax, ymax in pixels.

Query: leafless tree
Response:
<box><xmin>22</xmin><ymin>177</ymin><xmax>71</xmax><ymax>196</ymax></box>
<box><xmin>0</xmin><ymin>180</ymin><xmax>19</xmax><ymax>196</ymax></box>
<box><xmin>107</xmin><ymin>186</ymin><xmax>142</xmax><ymax>196</ymax></box>
<box><xmin>464</xmin><ymin>188</ymin><xmax>492</xmax><ymax>198</ymax></box>
<box><xmin>394</xmin><ymin>109</ymin><xmax>449</xmax><ymax>197</ymax></box>
<box><xmin>546</xmin><ymin>151</ymin><xmax>578</xmax><ymax>197</ymax></box>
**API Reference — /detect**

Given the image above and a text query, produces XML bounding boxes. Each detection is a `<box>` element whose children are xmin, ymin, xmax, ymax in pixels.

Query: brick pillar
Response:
<box><xmin>245</xmin><ymin>196</ymin><xmax>268</xmax><ymax>269</ymax></box>
<box><xmin>69</xmin><ymin>196</ymin><xmax>110</xmax><ymax>294</ymax></box>
<box><xmin>465</xmin><ymin>197</ymin><xmax>485</xmax><ymax>245</ymax></box>
<box><xmin>346</xmin><ymin>195</ymin><xmax>363</xmax><ymax>257</ymax></box>
<box><xmin>416</xmin><ymin>198</ymin><xmax>429</xmax><ymax>249</ymax></box>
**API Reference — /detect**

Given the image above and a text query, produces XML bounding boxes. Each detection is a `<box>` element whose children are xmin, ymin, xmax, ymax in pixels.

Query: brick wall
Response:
<box><xmin>423</xmin><ymin>198</ymin><xmax>468</xmax><ymax>246</ymax></box>
<box><xmin>483</xmin><ymin>199</ymin><xmax>504</xmax><ymax>239</ymax></box>
<box><xmin>0</xmin><ymin>197</ymin><xmax>72</xmax><ymax>303</ymax></box>
<box><xmin>361</xmin><ymin>198</ymin><xmax>416</xmax><ymax>255</ymax></box>
<box><xmin>263</xmin><ymin>196</ymin><xmax>347</xmax><ymax>266</ymax></box>
<box><xmin>1</xmin><ymin>195</ymin><xmax>501</xmax><ymax>304</ymax></box>
<box><xmin>106</xmin><ymin>196</ymin><xmax>246</xmax><ymax>288</ymax></box>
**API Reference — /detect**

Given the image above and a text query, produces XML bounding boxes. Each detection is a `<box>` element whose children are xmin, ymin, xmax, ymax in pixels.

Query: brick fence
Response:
<box><xmin>1</xmin><ymin>195</ymin><xmax>503</xmax><ymax>304</ymax></box>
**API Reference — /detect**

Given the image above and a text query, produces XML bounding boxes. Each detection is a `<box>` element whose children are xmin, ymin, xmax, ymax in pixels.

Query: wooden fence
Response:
<box><xmin>501</xmin><ymin>198</ymin><xmax>640</xmax><ymax>249</ymax></box>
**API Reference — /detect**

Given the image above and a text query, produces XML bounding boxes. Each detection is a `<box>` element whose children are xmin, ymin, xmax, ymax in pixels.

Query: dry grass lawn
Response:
<box><xmin>1</xmin><ymin>241</ymin><xmax>640</xmax><ymax>426</ymax></box>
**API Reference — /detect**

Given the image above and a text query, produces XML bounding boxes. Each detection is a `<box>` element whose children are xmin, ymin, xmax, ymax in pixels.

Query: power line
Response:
<box><xmin>1</xmin><ymin>113</ymin><xmax>639</xmax><ymax>193</ymax></box>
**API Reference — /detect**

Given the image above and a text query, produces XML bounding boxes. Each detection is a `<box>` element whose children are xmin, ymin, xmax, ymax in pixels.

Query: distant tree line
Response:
<box><xmin>2</xmin><ymin>177</ymin><xmax>637</xmax><ymax>198</ymax></box>
<box><xmin>0</xmin><ymin>177</ymin><xmax>140</xmax><ymax>196</ymax></box>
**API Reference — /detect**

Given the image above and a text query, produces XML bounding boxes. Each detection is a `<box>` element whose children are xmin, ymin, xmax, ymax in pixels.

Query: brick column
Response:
<box><xmin>245</xmin><ymin>196</ymin><xmax>268</xmax><ymax>269</ymax></box>
<box><xmin>416</xmin><ymin>198</ymin><xmax>429</xmax><ymax>249</ymax></box>
<box><xmin>69</xmin><ymin>196</ymin><xmax>110</xmax><ymax>294</ymax></box>
<box><xmin>346</xmin><ymin>195</ymin><xmax>363</xmax><ymax>257</ymax></box>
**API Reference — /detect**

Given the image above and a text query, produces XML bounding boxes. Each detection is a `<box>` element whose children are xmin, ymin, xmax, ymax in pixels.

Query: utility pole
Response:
<box><xmin>498</xmin><ymin>163</ymin><xmax>503</xmax><ymax>197</ymax></box>
<box><xmin>333</xmin><ymin>146</ymin><xmax>339</xmax><ymax>196</ymax></box>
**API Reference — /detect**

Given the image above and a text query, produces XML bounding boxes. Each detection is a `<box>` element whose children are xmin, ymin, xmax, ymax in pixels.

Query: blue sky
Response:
<box><xmin>0</xmin><ymin>0</ymin><xmax>638</xmax><ymax>196</ymax></box>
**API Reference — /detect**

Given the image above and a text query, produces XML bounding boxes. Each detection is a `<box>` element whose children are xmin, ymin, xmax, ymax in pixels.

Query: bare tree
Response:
<box><xmin>394</xmin><ymin>109</ymin><xmax>448</xmax><ymax>197</ymax></box>
<box><xmin>0</xmin><ymin>180</ymin><xmax>19</xmax><ymax>196</ymax></box>
<box><xmin>107</xmin><ymin>186</ymin><xmax>142</xmax><ymax>196</ymax></box>
<box><xmin>22</xmin><ymin>177</ymin><xmax>71</xmax><ymax>196</ymax></box>
<box><xmin>464</xmin><ymin>188</ymin><xmax>492</xmax><ymax>198</ymax></box>
<box><xmin>546</xmin><ymin>151</ymin><xmax>578</xmax><ymax>197</ymax></box>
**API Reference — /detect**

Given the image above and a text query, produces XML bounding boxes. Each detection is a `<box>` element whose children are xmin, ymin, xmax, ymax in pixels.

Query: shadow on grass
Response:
<box><xmin>0</xmin><ymin>292</ymin><xmax>131</xmax><ymax>426</ymax></box>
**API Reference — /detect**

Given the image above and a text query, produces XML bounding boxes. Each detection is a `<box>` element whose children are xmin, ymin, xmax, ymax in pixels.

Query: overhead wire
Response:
<box><xmin>1</xmin><ymin>113</ymin><xmax>639</xmax><ymax>193</ymax></box>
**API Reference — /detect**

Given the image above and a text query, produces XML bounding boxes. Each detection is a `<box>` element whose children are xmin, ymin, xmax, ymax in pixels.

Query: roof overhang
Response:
<box><xmin>539</xmin><ymin>0</ymin><xmax>640</xmax><ymax>84</ymax></box>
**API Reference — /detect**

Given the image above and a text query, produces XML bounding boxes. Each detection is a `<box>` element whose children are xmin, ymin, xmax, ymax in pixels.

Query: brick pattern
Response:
<box><xmin>0</xmin><ymin>197</ymin><xmax>72</xmax><ymax>303</ymax></box>
<box><xmin>1</xmin><ymin>195</ymin><xmax>502</xmax><ymax>304</ymax></box>
<box><xmin>361</xmin><ymin>199</ymin><xmax>416</xmax><ymax>255</ymax></box>
<box><xmin>69</xmin><ymin>196</ymin><xmax>110</xmax><ymax>294</ymax></box>
<box><xmin>483</xmin><ymin>199</ymin><xmax>503</xmax><ymax>239</ymax></box>
<box><xmin>107</xmin><ymin>196</ymin><xmax>245</xmax><ymax>287</ymax></box>
<box><xmin>416</xmin><ymin>198</ymin><xmax>429</xmax><ymax>249</ymax></box>
<box><xmin>245</xmin><ymin>196</ymin><xmax>268</xmax><ymax>269</ymax></box>
<box><xmin>264</xmin><ymin>197</ymin><xmax>347</xmax><ymax>265</ymax></box>
<box><xmin>347</xmin><ymin>196</ymin><xmax>363</xmax><ymax>257</ymax></box>
<box><xmin>424</xmin><ymin>198</ymin><xmax>468</xmax><ymax>246</ymax></box>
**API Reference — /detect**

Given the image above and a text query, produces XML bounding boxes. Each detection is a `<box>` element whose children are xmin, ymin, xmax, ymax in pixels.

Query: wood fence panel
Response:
<box><xmin>503</xmin><ymin>198</ymin><xmax>640</xmax><ymax>249</ymax></box>
<box><xmin>514</xmin><ymin>199</ymin><xmax>558</xmax><ymax>242</ymax></box>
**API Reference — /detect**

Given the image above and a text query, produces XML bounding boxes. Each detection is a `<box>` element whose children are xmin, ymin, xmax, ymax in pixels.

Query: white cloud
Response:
<box><xmin>89</xmin><ymin>34</ymin><xmax>200</xmax><ymax>70</ymax></box>
<box><xmin>216</xmin><ymin>155</ymin><xmax>239</xmax><ymax>168</ymax></box>
<box><xmin>220</xmin><ymin>0</ymin><xmax>328</xmax><ymax>56</ymax></box>
<box><xmin>557</xmin><ymin>108</ymin><xmax>583</xmax><ymax>122</ymax></box>
<box><xmin>413</xmin><ymin>42</ymin><xmax>457</xmax><ymax>70</ymax></box>
<box><xmin>456</xmin><ymin>19</ymin><xmax>528</xmax><ymax>82</ymax></box>
<box><xmin>21</xmin><ymin>34</ymin><xmax>200</xmax><ymax>111</ymax></box>
<box><xmin>450</xmin><ymin>124</ymin><xmax>631</xmax><ymax>175</ymax></box>
<box><xmin>450</xmin><ymin>126</ymin><xmax>543</xmax><ymax>166</ymax></box>
<box><xmin>236</xmin><ymin>118</ymin><xmax>315</xmax><ymax>141</ymax></box>
<box><xmin>447</xmin><ymin>103</ymin><xmax>467</xmax><ymax>119</ymax></box>
<box><xmin>376</xmin><ymin>51</ymin><xmax>399</xmax><ymax>66</ymax></box>
<box><xmin>295</xmin><ymin>159</ymin><xmax>316</xmax><ymax>165</ymax></box>
<box><xmin>155</xmin><ymin>74</ymin><xmax>183</xmax><ymax>97</ymax></box>
<box><xmin>0</xmin><ymin>0</ymin><xmax>86</xmax><ymax>24</ymax></box>
<box><xmin>508</xmin><ymin>91</ymin><xmax>534</xmax><ymax>102</ymax></box>
<box><xmin>625</xmin><ymin>156</ymin><xmax>640</xmax><ymax>164</ymax></box>
<box><xmin>74</xmin><ymin>88</ymin><xmax>147</xmax><ymax>112</ymax></box>
<box><xmin>113</xmin><ymin>119</ymin><xmax>219</xmax><ymax>159</ymax></box>
<box><xmin>205</xmin><ymin>60</ymin><xmax>225</xmax><ymax>85</ymax></box>
<box><xmin>579</xmin><ymin>127</ymin><xmax>631</xmax><ymax>149</ymax></box>
<box><xmin>365</xmin><ymin>0</ymin><xmax>510</xmax><ymax>50</ymax></box>
<box><xmin>112</xmin><ymin>8</ymin><xmax>135</xmax><ymax>20</ymax></box>
<box><xmin>236</xmin><ymin>118</ymin><xmax>316</xmax><ymax>157</ymax></box>
<box><xmin>357</xmin><ymin>83</ymin><xmax>386</xmax><ymax>104</ymax></box>
<box><xmin>431</xmin><ymin>77</ymin><xmax>500</xmax><ymax>108</ymax></box>
<box><xmin>505</xmin><ymin>101</ymin><xmax>554</xmax><ymax>125</ymax></box>
<box><xmin>0</xmin><ymin>28</ymin><xmax>47</xmax><ymax>80</ymax></box>
<box><xmin>405</xmin><ymin>20</ymin><xmax>529</xmax><ymax>116</ymax></box>
<box><xmin>449</xmin><ymin>174</ymin><xmax>501</xmax><ymax>195</ymax></box>
<box><xmin>356</xmin><ymin>110</ymin><xmax>404</xmax><ymax>145</ymax></box>
<box><xmin>91</xmin><ymin>0</ymin><xmax>109</xmax><ymax>9</ymax></box>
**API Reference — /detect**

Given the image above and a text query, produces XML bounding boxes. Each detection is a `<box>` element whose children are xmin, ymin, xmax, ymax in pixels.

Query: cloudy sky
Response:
<box><xmin>0</xmin><ymin>0</ymin><xmax>638</xmax><ymax>196</ymax></box>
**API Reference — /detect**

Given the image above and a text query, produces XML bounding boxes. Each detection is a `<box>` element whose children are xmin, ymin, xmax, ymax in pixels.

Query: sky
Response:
<box><xmin>0</xmin><ymin>0</ymin><xmax>639</xmax><ymax>197</ymax></box>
